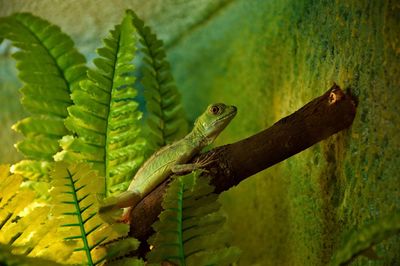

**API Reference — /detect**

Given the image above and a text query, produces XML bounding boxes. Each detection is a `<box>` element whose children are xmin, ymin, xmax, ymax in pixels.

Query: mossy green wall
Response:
<box><xmin>1</xmin><ymin>0</ymin><xmax>399</xmax><ymax>265</ymax></box>
<box><xmin>168</xmin><ymin>1</ymin><xmax>400</xmax><ymax>264</ymax></box>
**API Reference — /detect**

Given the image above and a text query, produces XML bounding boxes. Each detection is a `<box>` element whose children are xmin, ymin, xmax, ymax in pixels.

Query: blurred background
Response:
<box><xmin>1</xmin><ymin>0</ymin><xmax>399</xmax><ymax>265</ymax></box>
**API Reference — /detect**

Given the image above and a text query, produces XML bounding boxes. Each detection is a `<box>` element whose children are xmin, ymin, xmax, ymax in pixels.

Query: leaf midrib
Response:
<box><xmin>66</xmin><ymin>169</ymin><xmax>94</xmax><ymax>266</ymax></box>
<box><xmin>104</xmin><ymin>28</ymin><xmax>121</xmax><ymax>196</ymax></box>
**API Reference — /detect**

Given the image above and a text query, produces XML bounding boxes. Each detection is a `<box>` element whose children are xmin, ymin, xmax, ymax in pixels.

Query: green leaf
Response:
<box><xmin>51</xmin><ymin>162</ymin><xmax>133</xmax><ymax>265</ymax></box>
<box><xmin>0</xmin><ymin>243</ymin><xmax>64</xmax><ymax>266</ymax></box>
<box><xmin>96</xmin><ymin>237</ymin><xmax>144</xmax><ymax>265</ymax></box>
<box><xmin>0</xmin><ymin>165</ymin><xmax>73</xmax><ymax>263</ymax></box>
<box><xmin>0</xmin><ymin>165</ymin><xmax>36</xmax><ymax>237</ymax></box>
<box><xmin>128</xmin><ymin>10</ymin><xmax>188</xmax><ymax>152</ymax></box>
<box><xmin>331</xmin><ymin>212</ymin><xmax>400</xmax><ymax>266</ymax></box>
<box><xmin>55</xmin><ymin>11</ymin><xmax>146</xmax><ymax>196</ymax></box>
<box><xmin>107</xmin><ymin>258</ymin><xmax>145</xmax><ymax>266</ymax></box>
<box><xmin>0</xmin><ymin>12</ymin><xmax>87</xmax><ymax>179</ymax></box>
<box><xmin>11</xmin><ymin>160</ymin><xmax>53</xmax><ymax>182</ymax></box>
<box><xmin>147</xmin><ymin>172</ymin><xmax>241</xmax><ymax>266</ymax></box>
<box><xmin>10</xmin><ymin>160</ymin><xmax>53</xmax><ymax>200</ymax></box>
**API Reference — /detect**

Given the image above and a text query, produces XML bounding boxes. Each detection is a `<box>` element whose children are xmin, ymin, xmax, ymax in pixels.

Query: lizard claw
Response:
<box><xmin>171</xmin><ymin>152</ymin><xmax>217</xmax><ymax>175</ymax></box>
<box><xmin>194</xmin><ymin>152</ymin><xmax>217</xmax><ymax>168</ymax></box>
<box><xmin>116</xmin><ymin>208</ymin><xmax>132</xmax><ymax>224</ymax></box>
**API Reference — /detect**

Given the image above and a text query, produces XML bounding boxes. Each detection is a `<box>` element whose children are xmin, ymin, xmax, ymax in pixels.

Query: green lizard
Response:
<box><xmin>99</xmin><ymin>103</ymin><xmax>237</xmax><ymax>222</ymax></box>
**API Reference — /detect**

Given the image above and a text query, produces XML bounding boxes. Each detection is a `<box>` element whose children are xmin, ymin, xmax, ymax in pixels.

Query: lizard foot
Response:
<box><xmin>116</xmin><ymin>208</ymin><xmax>132</xmax><ymax>224</ymax></box>
<box><xmin>171</xmin><ymin>152</ymin><xmax>217</xmax><ymax>175</ymax></box>
<box><xmin>193</xmin><ymin>152</ymin><xmax>217</xmax><ymax>169</ymax></box>
<box><xmin>116</xmin><ymin>217</ymin><xmax>130</xmax><ymax>224</ymax></box>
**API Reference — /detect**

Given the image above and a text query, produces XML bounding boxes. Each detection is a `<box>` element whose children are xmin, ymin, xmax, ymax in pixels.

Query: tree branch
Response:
<box><xmin>129</xmin><ymin>84</ymin><xmax>357</xmax><ymax>246</ymax></box>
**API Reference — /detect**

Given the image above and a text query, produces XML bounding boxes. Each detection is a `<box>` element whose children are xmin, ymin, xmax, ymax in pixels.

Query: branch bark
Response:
<box><xmin>129</xmin><ymin>84</ymin><xmax>357</xmax><ymax>245</ymax></box>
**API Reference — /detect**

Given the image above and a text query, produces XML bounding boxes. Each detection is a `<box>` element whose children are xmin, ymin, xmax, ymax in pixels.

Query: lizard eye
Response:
<box><xmin>209</xmin><ymin>105</ymin><xmax>220</xmax><ymax>115</ymax></box>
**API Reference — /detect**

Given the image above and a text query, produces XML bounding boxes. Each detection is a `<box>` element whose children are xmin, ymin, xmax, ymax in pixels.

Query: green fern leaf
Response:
<box><xmin>0</xmin><ymin>243</ymin><xmax>64</xmax><ymax>266</ymax></box>
<box><xmin>51</xmin><ymin>162</ymin><xmax>138</xmax><ymax>265</ymax></box>
<box><xmin>0</xmin><ymin>163</ymin><xmax>140</xmax><ymax>265</ymax></box>
<box><xmin>100</xmin><ymin>237</ymin><xmax>145</xmax><ymax>266</ymax></box>
<box><xmin>0</xmin><ymin>165</ymin><xmax>74</xmax><ymax>263</ymax></box>
<box><xmin>0</xmin><ymin>12</ymin><xmax>87</xmax><ymax>178</ymax></box>
<box><xmin>10</xmin><ymin>160</ymin><xmax>53</xmax><ymax>182</ymax></box>
<box><xmin>147</xmin><ymin>172</ymin><xmax>241</xmax><ymax>266</ymax></box>
<box><xmin>331</xmin><ymin>212</ymin><xmax>400</xmax><ymax>266</ymax></box>
<box><xmin>128</xmin><ymin>10</ymin><xmax>188</xmax><ymax>152</ymax></box>
<box><xmin>0</xmin><ymin>165</ymin><xmax>35</xmax><ymax>237</ymax></box>
<box><xmin>54</xmin><ymin>11</ymin><xmax>146</xmax><ymax>196</ymax></box>
<box><xmin>107</xmin><ymin>258</ymin><xmax>145</xmax><ymax>266</ymax></box>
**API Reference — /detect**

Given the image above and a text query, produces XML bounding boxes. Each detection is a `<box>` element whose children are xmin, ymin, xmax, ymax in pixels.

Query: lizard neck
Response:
<box><xmin>184</xmin><ymin>127</ymin><xmax>210</xmax><ymax>151</ymax></box>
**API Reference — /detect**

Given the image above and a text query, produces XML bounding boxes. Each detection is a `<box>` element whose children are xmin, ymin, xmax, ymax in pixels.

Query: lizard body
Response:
<box><xmin>99</xmin><ymin>103</ymin><xmax>237</xmax><ymax>222</ymax></box>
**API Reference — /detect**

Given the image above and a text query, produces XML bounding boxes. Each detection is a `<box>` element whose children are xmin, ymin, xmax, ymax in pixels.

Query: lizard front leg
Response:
<box><xmin>171</xmin><ymin>152</ymin><xmax>216</xmax><ymax>175</ymax></box>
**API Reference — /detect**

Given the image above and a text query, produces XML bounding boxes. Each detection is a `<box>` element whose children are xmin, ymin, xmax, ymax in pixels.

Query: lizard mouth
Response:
<box><xmin>212</xmin><ymin>106</ymin><xmax>237</xmax><ymax>126</ymax></box>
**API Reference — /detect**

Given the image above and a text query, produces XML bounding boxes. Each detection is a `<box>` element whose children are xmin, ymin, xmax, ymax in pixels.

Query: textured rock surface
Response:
<box><xmin>1</xmin><ymin>0</ymin><xmax>399</xmax><ymax>265</ymax></box>
<box><xmin>169</xmin><ymin>1</ymin><xmax>400</xmax><ymax>264</ymax></box>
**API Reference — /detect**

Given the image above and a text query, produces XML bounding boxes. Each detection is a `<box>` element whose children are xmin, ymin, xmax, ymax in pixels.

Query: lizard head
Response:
<box><xmin>194</xmin><ymin>103</ymin><xmax>237</xmax><ymax>145</ymax></box>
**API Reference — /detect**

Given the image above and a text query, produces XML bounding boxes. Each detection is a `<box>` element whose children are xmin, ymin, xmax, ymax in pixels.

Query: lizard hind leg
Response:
<box><xmin>98</xmin><ymin>190</ymin><xmax>141</xmax><ymax>223</ymax></box>
<box><xmin>117</xmin><ymin>207</ymin><xmax>133</xmax><ymax>224</ymax></box>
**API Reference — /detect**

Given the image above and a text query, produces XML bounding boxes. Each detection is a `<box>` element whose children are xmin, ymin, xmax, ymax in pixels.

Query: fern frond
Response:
<box><xmin>0</xmin><ymin>163</ymin><xmax>139</xmax><ymax>265</ymax></box>
<box><xmin>51</xmin><ymin>162</ymin><xmax>137</xmax><ymax>265</ymax></box>
<box><xmin>9</xmin><ymin>159</ymin><xmax>52</xmax><ymax>201</ymax></box>
<box><xmin>0</xmin><ymin>165</ymin><xmax>35</xmax><ymax>236</ymax></box>
<box><xmin>55</xmin><ymin>11</ymin><xmax>146</xmax><ymax>196</ymax></box>
<box><xmin>107</xmin><ymin>258</ymin><xmax>145</xmax><ymax>266</ymax></box>
<box><xmin>1</xmin><ymin>203</ymin><xmax>80</xmax><ymax>264</ymax></box>
<box><xmin>100</xmin><ymin>237</ymin><xmax>145</xmax><ymax>266</ymax></box>
<box><xmin>11</xmin><ymin>160</ymin><xmax>53</xmax><ymax>182</ymax></box>
<box><xmin>331</xmin><ymin>213</ymin><xmax>400</xmax><ymax>266</ymax></box>
<box><xmin>128</xmin><ymin>10</ymin><xmax>188</xmax><ymax>152</ymax></box>
<box><xmin>0</xmin><ymin>243</ymin><xmax>64</xmax><ymax>266</ymax></box>
<box><xmin>0</xmin><ymin>12</ymin><xmax>87</xmax><ymax>178</ymax></box>
<box><xmin>0</xmin><ymin>165</ymin><xmax>72</xmax><ymax>263</ymax></box>
<box><xmin>147</xmin><ymin>172</ymin><xmax>241</xmax><ymax>265</ymax></box>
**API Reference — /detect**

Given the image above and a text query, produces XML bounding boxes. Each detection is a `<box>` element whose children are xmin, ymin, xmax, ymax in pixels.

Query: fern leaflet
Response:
<box><xmin>147</xmin><ymin>171</ymin><xmax>241</xmax><ymax>266</ymax></box>
<box><xmin>51</xmin><ymin>162</ymin><xmax>141</xmax><ymax>265</ymax></box>
<box><xmin>128</xmin><ymin>10</ymin><xmax>188</xmax><ymax>153</ymax></box>
<box><xmin>0</xmin><ymin>12</ymin><xmax>87</xmax><ymax>180</ymax></box>
<box><xmin>101</xmin><ymin>237</ymin><xmax>145</xmax><ymax>266</ymax></box>
<box><xmin>1</xmin><ymin>163</ymin><xmax>142</xmax><ymax>265</ymax></box>
<box><xmin>0</xmin><ymin>165</ymin><xmax>35</xmax><ymax>236</ymax></box>
<box><xmin>54</xmin><ymin>11</ymin><xmax>146</xmax><ymax>196</ymax></box>
<box><xmin>0</xmin><ymin>243</ymin><xmax>64</xmax><ymax>266</ymax></box>
<box><xmin>0</xmin><ymin>165</ymin><xmax>72</xmax><ymax>263</ymax></box>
